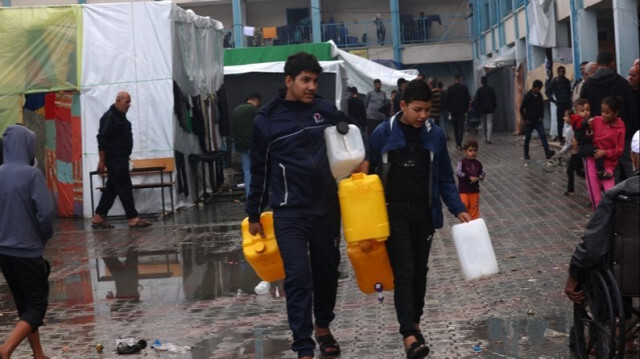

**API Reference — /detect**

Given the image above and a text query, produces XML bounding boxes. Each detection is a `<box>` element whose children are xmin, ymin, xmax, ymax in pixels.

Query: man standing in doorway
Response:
<box><xmin>92</xmin><ymin>92</ymin><xmax>152</xmax><ymax>229</ymax></box>
<box><xmin>447</xmin><ymin>74</ymin><xmax>471</xmax><ymax>150</ymax></box>
<box><xmin>474</xmin><ymin>76</ymin><xmax>497</xmax><ymax>144</ymax></box>
<box><xmin>231</xmin><ymin>93</ymin><xmax>262</xmax><ymax>200</ymax></box>
<box><xmin>365</xmin><ymin>79</ymin><xmax>388</xmax><ymax>135</ymax></box>
<box><xmin>548</xmin><ymin>66</ymin><xmax>572</xmax><ymax>145</ymax></box>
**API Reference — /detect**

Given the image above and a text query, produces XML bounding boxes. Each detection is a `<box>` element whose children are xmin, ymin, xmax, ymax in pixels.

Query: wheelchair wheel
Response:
<box><xmin>572</xmin><ymin>269</ymin><xmax>625</xmax><ymax>358</ymax></box>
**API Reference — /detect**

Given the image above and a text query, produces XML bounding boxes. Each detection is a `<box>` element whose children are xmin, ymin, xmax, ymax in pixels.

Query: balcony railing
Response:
<box><xmin>223</xmin><ymin>15</ymin><xmax>471</xmax><ymax>49</ymax></box>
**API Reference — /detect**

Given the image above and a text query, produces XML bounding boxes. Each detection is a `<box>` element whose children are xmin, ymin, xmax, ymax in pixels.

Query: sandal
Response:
<box><xmin>405</xmin><ymin>340</ymin><xmax>429</xmax><ymax>359</ymax></box>
<box><xmin>316</xmin><ymin>334</ymin><xmax>341</xmax><ymax>357</ymax></box>
<box><xmin>128</xmin><ymin>219</ymin><xmax>152</xmax><ymax>228</ymax></box>
<box><xmin>91</xmin><ymin>221</ymin><xmax>114</xmax><ymax>229</ymax></box>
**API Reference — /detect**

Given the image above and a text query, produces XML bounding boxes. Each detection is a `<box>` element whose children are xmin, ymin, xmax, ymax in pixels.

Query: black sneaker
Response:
<box><xmin>524</xmin><ymin>155</ymin><xmax>530</xmax><ymax>160</ymax></box>
<box><xmin>546</xmin><ymin>150</ymin><xmax>555</xmax><ymax>159</ymax></box>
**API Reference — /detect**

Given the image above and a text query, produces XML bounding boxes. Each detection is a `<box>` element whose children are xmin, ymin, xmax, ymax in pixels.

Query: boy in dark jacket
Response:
<box><xmin>0</xmin><ymin>125</ymin><xmax>54</xmax><ymax>359</ymax></box>
<box><xmin>369</xmin><ymin>80</ymin><xmax>471</xmax><ymax>358</ymax></box>
<box><xmin>474</xmin><ymin>76</ymin><xmax>497</xmax><ymax>144</ymax></box>
<box><xmin>246</xmin><ymin>52</ymin><xmax>368</xmax><ymax>359</ymax></box>
<box><xmin>520</xmin><ymin>80</ymin><xmax>555</xmax><ymax>160</ymax></box>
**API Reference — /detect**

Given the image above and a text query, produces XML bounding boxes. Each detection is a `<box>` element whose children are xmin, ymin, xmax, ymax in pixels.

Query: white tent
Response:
<box><xmin>224</xmin><ymin>60</ymin><xmax>348</xmax><ymax>110</ymax></box>
<box><xmin>328</xmin><ymin>40</ymin><xmax>419</xmax><ymax>95</ymax></box>
<box><xmin>81</xmin><ymin>1</ymin><xmax>224</xmax><ymax>218</ymax></box>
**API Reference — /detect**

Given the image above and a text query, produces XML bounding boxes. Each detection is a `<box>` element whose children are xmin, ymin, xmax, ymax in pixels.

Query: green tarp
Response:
<box><xmin>0</xmin><ymin>5</ymin><xmax>82</xmax><ymax>132</ymax></box>
<box><xmin>224</xmin><ymin>43</ymin><xmax>333</xmax><ymax>66</ymax></box>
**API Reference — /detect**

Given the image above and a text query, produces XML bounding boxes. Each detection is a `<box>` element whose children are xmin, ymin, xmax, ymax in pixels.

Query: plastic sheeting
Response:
<box><xmin>81</xmin><ymin>2</ymin><xmax>175</xmax><ymax>218</ymax></box>
<box><xmin>224</xmin><ymin>43</ymin><xmax>333</xmax><ymax>66</ymax></box>
<box><xmin>172</xmin><ymin>7</ymin><xmax>224</xmax><ymax>96</ymax></box>
<box><xmin>0</xmin><ymin>5</ymin><xmax>81</xmax><ymax>132</ymax></box>
<box><xmin>224</xmin><ymin>61</ymin><xmax>348</xmax><ymax>110</ymax></box>
<box><xmin>527</xmin><ymin>0</ymin><xmax>556</xmax><ymax>48</ymax></box>
<box><xmin>327</xmin><ymin>41</ymin><xmax>418</xmax><ymax>95</ymax></box>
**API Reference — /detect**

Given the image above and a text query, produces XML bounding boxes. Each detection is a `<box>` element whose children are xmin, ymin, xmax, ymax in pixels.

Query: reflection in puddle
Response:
<box><xmin>471</xmin><ymin>313</ymin><xmax>572</xmax><ymax>358</ymax></box>
<box><xmin>191</xmin><ymin>329</ymin><xmax>291</xmax><ymax>359</ymax></box>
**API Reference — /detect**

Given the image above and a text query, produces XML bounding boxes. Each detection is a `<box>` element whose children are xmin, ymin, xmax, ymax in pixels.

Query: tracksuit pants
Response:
<box><xmin>386</xmin><ymin>202</ymin><xmax>434</xmax><ymax>337</ymax></box>
<box><xmin>273</xmin><ymin>205</ymin><xmax>341</xmax><ymax>358</ymax></box>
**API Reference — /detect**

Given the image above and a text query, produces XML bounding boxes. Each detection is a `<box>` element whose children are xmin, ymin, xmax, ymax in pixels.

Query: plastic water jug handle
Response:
<box><xmin>254</xmin><ymin>242</ymin><xmax>266</xmax><ymax>254</ymax></box>
<box><xmin>336</xmin><ymin>121</ymin><xmax>349</xmax><ymax>135</ymax></box>
<box><xmin>351</xmin><ymin>172</ymin><xmax>364</xmax><ymax>180</ymax></box>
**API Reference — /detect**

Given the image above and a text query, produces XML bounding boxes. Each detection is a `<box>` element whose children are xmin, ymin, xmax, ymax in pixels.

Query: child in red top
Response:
<box><xmin>584</xmin><ymin>96</ymin><xmax>626</xmax><ymax>210</ymax></box>
<box><xmin>571</xmin><ymin>99</ymin><xmax>607</xmax><ymax>178</ymax></box>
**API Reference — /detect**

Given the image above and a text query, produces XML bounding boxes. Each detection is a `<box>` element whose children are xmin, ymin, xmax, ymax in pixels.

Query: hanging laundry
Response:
<box><xmin>263</xmin><ymin>27</ymin><xmax>277</xmax><ymax>39</ymax></box>
<box><xmin>243</xmin><ymin>26</ymin><xmax>255</xmax><ymax>36</ymax></box>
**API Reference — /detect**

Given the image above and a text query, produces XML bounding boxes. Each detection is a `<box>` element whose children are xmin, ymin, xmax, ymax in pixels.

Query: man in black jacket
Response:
<box><xmin>548</xmin><ymin>66</ymin><xmax>572</xmax><ymax>144</ymax></box>
<box><xmin>92</xmin><ymin>92</ymin><xmax>152</xmax><ymax>229</ymax></box>
<box><xmin>520</xmin><ymin>80</ymin><xmax>555</xmax><ymax>160</ymax></box>
<box><xmin>581</xmin><ymin>51</ymin><xmax>638</xmax><ymax>183</ymax></box>
<box><xmin>447</xmin><ymin>74</ymin><xmax>471</xmax><ymax>150</ymax></box>
<box><xmin>347</xmin><ymin>87</ymin><xmax>367</xmax><ymax>130</ymax></box>
<box><xmin>474</xmin><ymin>76</ymin><xmax>497</xmax><ymax>144</ymax></box>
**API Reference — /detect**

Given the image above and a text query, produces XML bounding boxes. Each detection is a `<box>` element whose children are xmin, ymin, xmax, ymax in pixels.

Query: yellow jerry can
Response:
<box><xmin>347</xmin><ymin>239</ymin><xmax>394</xmax><ymax>294</ymax></box>
<box><xmin>338</xmin><ymin>173</ymin><xmax>389</xmax><ymax>244</ymax></box>
<box><xmin>241</xmin><ymin>212</ymin><xmax>285</xmax><ymax>282</ymax></box>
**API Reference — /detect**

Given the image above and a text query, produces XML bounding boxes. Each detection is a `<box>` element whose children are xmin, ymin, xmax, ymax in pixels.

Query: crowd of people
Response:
<box><xmin>2</xmin><ymin>50</ymin><xmax>638</xmax><ymax>358</ymax></box>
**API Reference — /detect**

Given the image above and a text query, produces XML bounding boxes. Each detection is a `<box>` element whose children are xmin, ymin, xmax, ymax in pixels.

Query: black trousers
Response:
<box><xmin>567</xmin><ymin>154</ymin><xmax>582</xmax><ymax>192</ymax></box>
<box><xmin>386</xmin><ymin>202</ymin><xmax>434</xmax><ymax>337</ymax></box>
<box><xmin>273</xmin><ymin>205</ymin><xmax>341</xmax><ymax>357</ymax></box>
<box><xmin>451</xmin><ymin>111</ymin><xmax>466</xmax><ymax>147</ymax></box>
<box><xmin>0</xmin><ymin>254</ymin><xmax>50</xmax><ymax>330</ymax></box>
<box><xmin>95</xmin><ymin>156</ymin><xmax>138</xmax><ymax>219</ymax></box>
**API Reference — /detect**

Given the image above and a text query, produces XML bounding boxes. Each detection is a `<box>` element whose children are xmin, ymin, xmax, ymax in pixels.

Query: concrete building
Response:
<box><xmin>470</xmin><ymin>0</ymin><xmax>639</xmax><ymax>134</ymax></box>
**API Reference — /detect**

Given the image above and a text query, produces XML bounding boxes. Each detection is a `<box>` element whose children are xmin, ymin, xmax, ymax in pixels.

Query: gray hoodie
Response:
<box><xmin>0</xmin><ymin>125</ymin><xmax>54</xmax><ymax>257</ymax></box>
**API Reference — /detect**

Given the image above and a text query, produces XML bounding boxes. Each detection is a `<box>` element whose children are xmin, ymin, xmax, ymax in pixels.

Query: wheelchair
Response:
<box><xmin>570</xmin><ymin>193</ymin><xmax>639</xmax><ymax>358</ymax></box>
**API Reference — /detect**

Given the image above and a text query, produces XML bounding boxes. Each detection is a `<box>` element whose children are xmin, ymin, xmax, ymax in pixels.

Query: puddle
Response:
<box><xmin>190</xmin><ymin>329</ymin><xmax>291</xmax><ymax>359</ymax></box>
<box><xmin>467</xmin><ymin>313</ymin><xmax>573</xmax><ymax>358</ymax></box>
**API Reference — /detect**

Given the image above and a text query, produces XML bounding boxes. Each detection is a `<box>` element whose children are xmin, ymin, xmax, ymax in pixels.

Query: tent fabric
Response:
<box><xmin>80</xmin><ymin>2</ymin><xmax>176</xmax><ymax>218</ymax></box>
<box><xmin>224</xmin><ymin>61</ymin><xmax>347</xmax><ymax>110</ymax></box>
<box><xmin>171</xmin><ymin>7</ymin><xmax>225</xmax><ymax>96</ymax></box>
<box><xmin>527</xmin><ymin>0</ymin><xmax>556</xmax><ymax>48</ymax></box>
<box><xmin>224</xmin><ymin>42</ymin><xmax>333</xmax><ymax>66</ymax></box>
<box><xmin>327</xmin><ymin>41</ymin><xmax>418</xmax><ymax>95</ymax></box>
<box><xmin>0</xmin><ymin>5</ymin><xmax>82</xmax><ymax>133</ymax></box>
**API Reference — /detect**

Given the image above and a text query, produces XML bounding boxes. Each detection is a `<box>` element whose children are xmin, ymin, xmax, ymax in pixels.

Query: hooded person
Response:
<box><xmin>0</xmin><ymin>124</ymin><xmax>54</xmax><ymax>359</ymax></box>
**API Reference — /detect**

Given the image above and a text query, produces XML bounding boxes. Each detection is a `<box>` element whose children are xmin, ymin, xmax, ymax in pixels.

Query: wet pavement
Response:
<box><xmin>0</xmin><ymin>132</ymin><xmax>635</xmax><ymax>358</ymax></box>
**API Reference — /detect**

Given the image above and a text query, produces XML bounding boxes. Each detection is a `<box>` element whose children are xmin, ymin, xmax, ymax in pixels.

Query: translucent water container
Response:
<box><xmin>324</xmin><ymin>121</ymin><xmax>366</xmax><ymax>179</ymax></box>
<box><xmin>451</xmin><ymin>218</ymin><xmax>499</xmax><ymax>281</ymax></box>
<box><xmin>338</xmin><ymin>173</ymin><xmax>389</xmax><ymax>244</ymax></box>
<box><xmin>347</xmin><ymin>240</ymin><xmax>394</xmax><ymax>294</ymax></box>
<box><xmin>241</xmin><ymin>212</ymin><xmax>285</xmax><ymax>282</ymax></box>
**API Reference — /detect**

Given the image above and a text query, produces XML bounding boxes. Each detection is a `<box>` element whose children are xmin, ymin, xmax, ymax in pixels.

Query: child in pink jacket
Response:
<box><xmin>585</xmin><ymin>96</ymin><xmax>626</xmax><ymax>209</ymax></box>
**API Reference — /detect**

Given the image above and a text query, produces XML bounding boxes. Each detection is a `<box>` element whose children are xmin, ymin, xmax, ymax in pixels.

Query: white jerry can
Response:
<box><xmin>324</xmin><ymin>122</ymin><xmax>365</xmax><ymax>180</ymax></box>
<box><xmin>451</xmin><ymin>218</ymin><xmax>499</xmax><ymax>281</ymax></box>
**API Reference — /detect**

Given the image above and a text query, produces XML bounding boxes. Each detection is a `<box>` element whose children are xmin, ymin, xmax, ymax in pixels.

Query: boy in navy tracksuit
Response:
<box><xmin>246</xmin><ymin>52</ymin><xmax>368</xmax><ymax>359</ymax></box>
<box><xmin>369</xmin><ymin>80</ymin><xmax>471</xmax><ymax>359</ymax></box>
<box><xmin>0</xmin><ymin>125</ymin><xmax>54</xmax><ymax>359</ymax></box>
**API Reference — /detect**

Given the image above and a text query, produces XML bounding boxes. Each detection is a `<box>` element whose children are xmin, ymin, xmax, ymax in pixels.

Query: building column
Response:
<box><xmin>570</xmin><ymin>0</ymin><xmax>597</xmax><ymax>77</ymax></box>
<box><xmin>613</xmin><ymin>0</ymin><xmax>639</xmax><ymax>74</ymax></box>
<box><xmin>390</xmin><ymin>0</ymin><xmax>402</xmax><ymax>64</ymax></box>
<box><xmin>311</xmin><ymin>0</ymin><xmax>322</xmax><ymax>43</ymax></box>
<box><xmin>232</xmin><ymin>0</ymin><xmax>244</xmax><ymax>48</ymax></box>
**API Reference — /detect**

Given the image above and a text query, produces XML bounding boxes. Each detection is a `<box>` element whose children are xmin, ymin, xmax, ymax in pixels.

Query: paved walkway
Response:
<box><xmin>0</xmin><ymin>132</ymin><xmax>626</xmax><ymax>358</ymax></box>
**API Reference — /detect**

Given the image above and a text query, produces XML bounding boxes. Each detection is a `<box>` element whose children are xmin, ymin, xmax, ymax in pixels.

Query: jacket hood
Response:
<box><xmin>2</xmin><ymin>125</ymin><xmax>36</xmax><ymax>165</ymax></box>
<box><xmin>588</xmin><ymin>68</ymin><xmax>620</xmax><ymax>87</ymax></box>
